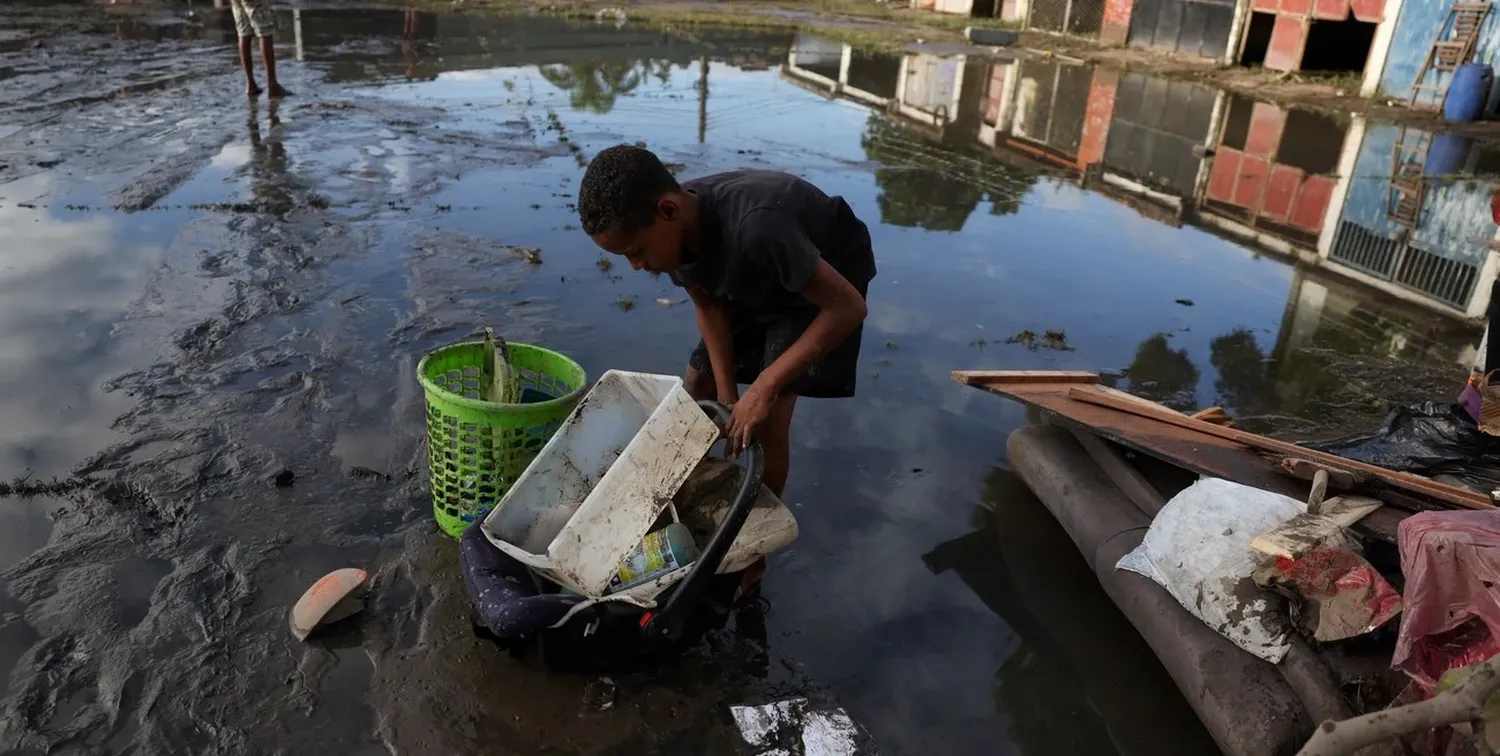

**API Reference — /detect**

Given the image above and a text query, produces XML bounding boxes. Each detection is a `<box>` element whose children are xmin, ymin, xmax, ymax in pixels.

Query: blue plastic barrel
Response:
<box><xmin>1425</xmin><ymin>132</ymin><xmax>1474</xmax><ymax>185</ymax></box>
<box><xmin>1444</xmin><ymin>63</ymin><xmax>1494</xmax><ymax>123</ymax></box>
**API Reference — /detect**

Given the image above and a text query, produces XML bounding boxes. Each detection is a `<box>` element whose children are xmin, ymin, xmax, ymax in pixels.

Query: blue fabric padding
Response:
<box><xmin>460</xmin><ymin>523</ymin><xmax>582</xmax><ymax>639</ymax></box>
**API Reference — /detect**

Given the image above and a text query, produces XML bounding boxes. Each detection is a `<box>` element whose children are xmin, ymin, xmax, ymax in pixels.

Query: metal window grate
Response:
<box><xmin>1329</xmin><ymin>220</ymin><xmax>1479</xmax><ymax>309</ymax></box>
<box><xmin>1395</xmin><ymin>244</ymin><xmax>1479</xmax><ymax>309</ymax></box>
<box><xmin>1329</xmin><ymin>221</ymin><xmax>1400</xmax><ymax>278</ymax></box>
<box><xmin>1028</xmin><ymin>0</ymin><xmax>1106</xmax><ymax>36</ymax></box>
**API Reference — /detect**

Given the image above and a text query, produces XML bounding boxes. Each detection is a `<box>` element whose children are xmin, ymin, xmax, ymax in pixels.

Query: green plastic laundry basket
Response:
<box><xmin>417</xmin><ymin>341</ymin><xmax>587</xmax><ymax>538</ymax></box>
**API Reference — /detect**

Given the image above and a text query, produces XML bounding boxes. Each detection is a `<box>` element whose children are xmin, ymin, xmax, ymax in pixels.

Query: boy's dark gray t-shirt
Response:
<box><xmin>670</xmin><ymin>171</ymin><xmax>875</xmax><ymax>318</ymax></box>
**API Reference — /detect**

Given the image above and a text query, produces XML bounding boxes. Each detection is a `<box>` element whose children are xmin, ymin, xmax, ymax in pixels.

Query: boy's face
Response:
<box><xmin>590</xmin><ymin>196</ymin><xmax>683</xmax><ymax>274</ymax></box>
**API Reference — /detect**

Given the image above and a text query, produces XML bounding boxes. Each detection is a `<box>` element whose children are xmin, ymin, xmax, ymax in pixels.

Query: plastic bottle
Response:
<box><xmin>606</xmin><ymin>523</ymin><xmax>701</xmax><ymax>594</ymax></box>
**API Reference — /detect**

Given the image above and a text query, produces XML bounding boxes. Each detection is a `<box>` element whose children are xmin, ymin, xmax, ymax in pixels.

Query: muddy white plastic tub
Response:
<box><xmin>481</xmin><ymin>370</ymin><xmax>722</xmax><ymax>596</ymax></box>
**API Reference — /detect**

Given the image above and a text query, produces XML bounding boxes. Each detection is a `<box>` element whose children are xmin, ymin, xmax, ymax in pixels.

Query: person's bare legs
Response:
<box><xmin>758</xmin><ymin>393</ymin><xmax>796</xmax><ymax>498</ymax></box>
<box><xmin>260</xmin><ymin>36</ymin><xmax>289</xmax><ymax>98</ymax></box>
<box><xmin>238</xmin><ymin>36</ymin><xmax>260</xmax><ymax>97</ymax></box>
<box><xmin>684</xmin><ymin>364</ymin><xmax>715</xmax><ymax>403</ymax></box>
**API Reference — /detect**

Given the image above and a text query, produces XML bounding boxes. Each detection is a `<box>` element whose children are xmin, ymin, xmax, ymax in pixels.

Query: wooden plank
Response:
<box><xmin>1069</xmin><ymin>428</ymin><xmax>1168</xmax><ymax>517</ymax></box>
<box><xmin>950</xmin><ymin>370</ymin><xmax>1100</xmax><ymax>386</ymax></box>
<box><xmin>1280</xmin><ymin>457</ymin><xmax>1360</xmax><ymax>490</ymax></box>
<box><xmin>1249</xmin><ymin>496</ymin><xmax>1384</xmax><ymax>559</ymax></box>
<box><xmin>952</xmin><ymin>376</ymin><xmax>1408</xmax><ymax>542</ymax></box>
<box><xmin>1065</xmin><ymin>385</ymin><xmax>1493</xmax><ymax>510</ymax></box>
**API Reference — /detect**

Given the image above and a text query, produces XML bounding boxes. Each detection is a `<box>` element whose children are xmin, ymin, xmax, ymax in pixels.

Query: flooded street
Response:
<box><xmin>1</xmin><ymin>2</ymin><xmax>1497</xmax><ymax>754</ymax></box>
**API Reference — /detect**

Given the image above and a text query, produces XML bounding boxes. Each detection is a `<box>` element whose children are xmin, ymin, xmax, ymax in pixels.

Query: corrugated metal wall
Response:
<box><xmin>1103</xmin><ymin>74</ymin><xmax>1218</xmax><ymax>196</ymax></box>
<box><xmin>1126</xmin><ymin>0</ymin><xmax>1237</xmax><ymax>58</ymax></box>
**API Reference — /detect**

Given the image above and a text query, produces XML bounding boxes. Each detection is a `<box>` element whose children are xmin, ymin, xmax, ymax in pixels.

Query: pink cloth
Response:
<box><xmin>1394</xmin><ymin>511</ymin><xmax>1500</xmax><ymax>691</ymax></box>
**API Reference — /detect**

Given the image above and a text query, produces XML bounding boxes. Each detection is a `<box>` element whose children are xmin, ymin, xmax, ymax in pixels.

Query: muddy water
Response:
<box><xmin>2</xmin><ymin>2</ymin><xmax>1497</xmax><ymax>754</ymax></box>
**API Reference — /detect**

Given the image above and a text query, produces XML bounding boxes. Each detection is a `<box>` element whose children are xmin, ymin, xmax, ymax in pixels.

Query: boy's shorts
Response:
<box><xmin>687</xmin><ymin>278</ymin><xmax>869</xmax><ymax>399</ymax></box>
<box><xmin>230</xmin><ymin>0</ymin><xmax>277</xmax><ymax>39</ymax></box>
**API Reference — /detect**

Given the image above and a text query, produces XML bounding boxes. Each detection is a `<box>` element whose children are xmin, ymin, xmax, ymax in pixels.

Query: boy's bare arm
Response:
<box><xmin>757</xmin><ymin>259</ymin><xmax>867</xmax><ymax>394</ymax></box>
<box><xmin>685</xmin><ymin>283</ymin><xmax>739</xmax><ymax>404</ymax></box>
<box><xmin>724</xmin><ymin>259</ymin><xmax>866</xmax><ymax>452</ymax></box>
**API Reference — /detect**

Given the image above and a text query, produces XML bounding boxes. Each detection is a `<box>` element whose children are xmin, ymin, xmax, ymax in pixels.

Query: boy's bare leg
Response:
<box><xmin>239</xmin><ymin>36</ymin><xmax>260</xmax><ymax>97</ymax></box>
<box><xmin>758</xmin><ymin>394</ymin><xmax>796</xmax><ymax>498</ymax></box>
<box><xmin>260</xmin><ymin>37</ymin><xmax>290</xmax><ymax>98</ymax></box>
<box><xmin>684</xmin><ymin>365</ymin><xmax>714</xmax><ymax>402</ymax></box>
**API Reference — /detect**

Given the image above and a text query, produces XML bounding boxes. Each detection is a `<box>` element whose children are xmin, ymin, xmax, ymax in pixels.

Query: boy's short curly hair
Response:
<box><xmin>578</xmin><ymin>145</ymin><xmax>680</xmax><ymax>236</ymax></box>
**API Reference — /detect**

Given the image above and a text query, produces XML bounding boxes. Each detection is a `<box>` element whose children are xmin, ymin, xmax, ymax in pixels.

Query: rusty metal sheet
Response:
<box><xmin>1245</xmin><ymin>102</ymin><xmax>1286</xmax><ymax>157</ymax></box>
<box><xmin>1207</xmin><ymin>148</ymin><xmax>1241</xmax><ymax>202</ymax></box>
<box><xmin>1233</xmin><ymin>154</ymin><xmax>1269</xmax><ymax>209</ymax></box>
<box><xmin>1350</xmin><ymin>0</ymin><xmax>1384</xmax><ymax>22</ymax></box>
<box><xmin>1263</xmin><ymin>164</ymin><xmax>1303</xmax><ymax>222</ymax></box>
<box><xmin>1264</xmin><ymin>15</ymin><xmax>1307</xmax><ymax>72</ymax></box>
<box><xmin>1289</xmin><ymin>173</ymin><xmax>1335</xmax><ymax>231</ymax></box>
<box><xmin>1312</xmin><ymin>0</ymin><xmax>1351</xmax><ymax>20</ymax></box>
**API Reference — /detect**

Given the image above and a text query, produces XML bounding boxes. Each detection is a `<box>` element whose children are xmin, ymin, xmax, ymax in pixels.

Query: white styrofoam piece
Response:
<box><xmin>731</xmin><ymin>698</ymin><xmax>863</xmax><ymax>756</ymax></box>
<box><xmin>481</xmin><ymin>370</ymin><xmax>721</xmax><ymax>595</ymax></box>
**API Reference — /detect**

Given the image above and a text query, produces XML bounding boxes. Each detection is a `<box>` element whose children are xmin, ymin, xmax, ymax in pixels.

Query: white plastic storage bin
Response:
<box><xmin>481</xmin><ymin>370</ymin><xmax>721</xmax><ymax>596</ymax></box>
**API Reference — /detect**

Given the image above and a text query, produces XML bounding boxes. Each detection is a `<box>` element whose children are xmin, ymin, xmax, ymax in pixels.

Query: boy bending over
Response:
<box><xmin>578</xmin><ymin>145</ymin><xmax>875</xmax><ymax>497</ymax></box>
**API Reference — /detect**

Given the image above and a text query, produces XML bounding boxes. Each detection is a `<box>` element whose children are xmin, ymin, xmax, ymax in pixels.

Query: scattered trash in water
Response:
<box><xmin>1005</xmin><ymin>329</ymin><xmax>1075</xmax><ymax>351</ymax></box>
<box><xmin>616</xmin><ymin>296</ymin><xmax>636</xmax><ymax>312</ymax></box>
<box><xmin>346</xmin><ymin>466</ymin><xmax>391</xmax><ymax>482</ymax></box>
<box><xmin>1043</xmin><ymin>330</ymin><xmax>1074</xmax><ymax>351</ymax></box>
<box><xmin>289</xmin><ymin>568</ymin><xmax>369</xmax><ymax>641</ymax></box>
<box><xmin>509</xmin><ymin>246</ymin><xmax>542</xmax><ymax>264</ymax></box>
<box><xmin>730</xmin><ymin>697</ymin><xmax>867</xmax><ymax>755</ymax></box>
<box><xmin>272</xmin><ymin>469</ymin><xmax>296</xmax><ymax>487</ymax></box>
<box><xmin>580</xmin><ymin>676</ymin><xmax>618</xmax><ymax>715</ymax></box>
<box><xmin>1176</xmin><ymin>299</ymin><xmax>1196</xmax><ymax>307</ymax></box>
<box><xmin>656</xmin><ymin>297</ymin><xmax>686</xmax><ymax>307</ymax></box>
<box><xmin>0</xmin><ymin>473</ymin><xmax>91</xmax><ymax>499</ymax></box>
<box><xmin>596</xmin><ymin>256</ymin><xmax>614</xmax><ymax>272</ymax></box>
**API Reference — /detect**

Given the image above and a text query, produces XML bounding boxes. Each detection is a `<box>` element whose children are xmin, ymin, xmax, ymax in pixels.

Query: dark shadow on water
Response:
<box><xmin>924</xmin><ymin>466</ymin><xmax>1219</xmax><ymax>756</ymax></box>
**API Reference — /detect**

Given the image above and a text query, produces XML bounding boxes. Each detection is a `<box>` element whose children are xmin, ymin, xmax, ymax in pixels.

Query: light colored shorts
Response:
<box><xmin>230</xmin><ymin>0</ymin><xmax>277</xmax><ymax>39</ymax></box>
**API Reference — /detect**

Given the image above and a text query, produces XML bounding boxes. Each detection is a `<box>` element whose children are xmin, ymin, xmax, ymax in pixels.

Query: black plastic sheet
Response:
<box><xmin>1308</xmin><ymin>402</ymin><xmax>1500</xmax><ymax>493</ymax></box>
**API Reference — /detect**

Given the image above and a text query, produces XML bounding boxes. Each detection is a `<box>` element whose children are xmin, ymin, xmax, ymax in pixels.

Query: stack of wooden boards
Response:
<box><xmin>951</xmin><ymin>370</ymin><xmax>1494</xmax><ymax>544</ymax></box>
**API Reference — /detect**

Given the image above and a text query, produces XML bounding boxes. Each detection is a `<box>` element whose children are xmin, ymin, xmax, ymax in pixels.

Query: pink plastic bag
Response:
<box><xmin>1394</xmin><ymin>510</ymin><xmax>1500</xmax><ymax>691</ymax></box>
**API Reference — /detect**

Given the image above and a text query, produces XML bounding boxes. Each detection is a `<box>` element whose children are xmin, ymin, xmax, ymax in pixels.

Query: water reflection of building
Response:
<box><xmin>1325</xmin><ymin>122</ymin><xmax>1500</xmax><ymax>317</ymax></box>
<box><xmin>782</xmin><ymin>39</ymin><xmax>1489</xmax><ymax>373</ymax></box>
<box><xmin>911</xmin><ymin>0</ymin><xmax>1500</xmax><ymax>114</ymax></box>
<box><xmin>922</xmin><ymin>470</ymin><xmax>1221</xmax><ymax>756</ymax></box>
<box><xmin>967</xmin><ymin>53</ymin><xmax>1500</xmax><ymax>323</ymax></box>
<box><xmin>784</xmin><ymin>37</ymin><xmax>1039</xmax><ymax>232</ymax></box>
<box><xmin>283</xmin><ymin>10</ymin><xmax>789</xmax><ymax>83</ymax></box>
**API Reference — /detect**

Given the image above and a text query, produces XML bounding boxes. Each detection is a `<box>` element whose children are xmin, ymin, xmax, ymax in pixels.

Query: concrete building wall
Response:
<box><xmin>1329</xmin><ymin>121</ymin><xmax>1500</xmax><ymax>315</ymax></box>
<box><xmin>1340</xmin><ymin>124</ymin><xmax>1497</xmax><ymax>267</ymax></box>
<box><xmin>1377</xmin><ymin>0</ymin><xmax>1499</xmax><ymax>104</ymax></box>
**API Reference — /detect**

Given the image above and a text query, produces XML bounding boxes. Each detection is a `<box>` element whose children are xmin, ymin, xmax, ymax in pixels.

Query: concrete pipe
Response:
<box><xmin>1008</xmin><ymin>423</ymin><xmax>1312</xmax><ymax>756</ymax></box>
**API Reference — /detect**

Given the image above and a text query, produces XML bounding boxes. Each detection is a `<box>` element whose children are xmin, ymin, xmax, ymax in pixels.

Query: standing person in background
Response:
<box><xmin>230</xmin><ymin>0</ymin><xmax>290</xmax><ymax>98</ymax></box>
